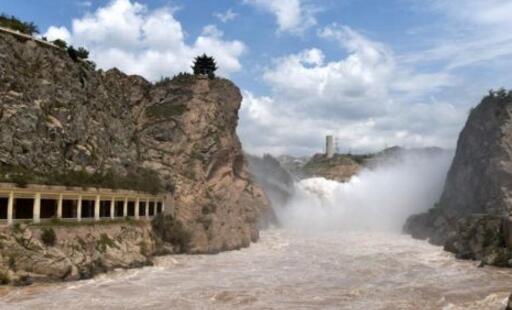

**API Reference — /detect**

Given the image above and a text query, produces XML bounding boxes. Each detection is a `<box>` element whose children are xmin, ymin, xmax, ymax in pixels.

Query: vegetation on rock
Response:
<box><xmin>52</xmin><ymin>38</ymin><xmax>67</xmax><ymax>49</ymax></box>
<box><xmin>146</xmin><ymin>103</ymin><xmax>188</xmax><ymax>119</ymax></box>
<box><xmin>41</xmin><ymin>227</ymin><xmax>57</xmax><ymax>246</ymax></box>
<box><xmin>0</xmin><ymin>14</ymin><xmax>38</xmax><ymax>35</ymax></box>
<box><xmin>152</xmin><ymin>214</ymin><xmax>191</xmax><ymax>253</ymax></box>
<box><xmin>67</xmin><ymin>45</ymin><xmax>90</xmax><ymax>61</ymax></box>
<box><xmin>0</xmin><ymin>165</ymin><xmax>165</xmax><ymax>194</ymax></box>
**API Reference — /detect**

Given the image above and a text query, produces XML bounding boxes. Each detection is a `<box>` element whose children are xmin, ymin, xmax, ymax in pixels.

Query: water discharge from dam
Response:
<box><xmin>277</xmin><ymin>151</ymin><xmax>453</xmax><ymax>232</ymax></box>
<box><xmin>1</xmin><ymin>152</ymin><xmax>512</xmax><ymax>309</ymax></box>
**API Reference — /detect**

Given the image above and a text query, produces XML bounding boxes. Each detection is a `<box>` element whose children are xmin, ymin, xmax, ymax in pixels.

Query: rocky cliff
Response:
<box><xmin>0</xmin><ymin>31</ymin><xmax>269</xmax><ymax>253</ymax></box>
<box><xmin>405</xmin><ymin>90</ymin><xmax>512</xmax><ymax>267</ymax></box>
<box><xmin>247</xmin><ymin>154</ymin><xmax>294</xmax><ymax>223</ymax></box>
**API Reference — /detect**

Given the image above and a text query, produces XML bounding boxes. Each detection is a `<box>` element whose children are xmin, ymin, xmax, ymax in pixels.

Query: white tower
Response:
<box><xmin>326</xmin><ymin>135</ymin><xmax>335</xmax><ymax>159</ymax></box>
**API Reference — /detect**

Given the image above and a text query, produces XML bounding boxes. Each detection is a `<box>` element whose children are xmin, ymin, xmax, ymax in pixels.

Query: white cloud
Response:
<box><xmin>244</xmin><ymin>0</ymin><xmax>316</xmax><ymax>34</ymax></box>
<box><xmin>430</xmin><ymin>0</ymin><xmax>512</xmax><ymax>28</ymax></box>
<box><xmin>214</xmin><ymin>8</ymin><xmax>238</xmax><ymax>23</ymax></box>
<box><xmin>43</xmin><ymin>0</ymin><xmax>245</xmax><ymax>80</ymax></box>
<box><xmin>44</xmin><ymin>26</ymin><xmax>71</xmax><ymax>42</ymax></box>
<box><xmin>404</xmin><ymin>0</ymin><xmax>512</xmax><ymax>70</ymax></box>
<box><xmin>239</xmin><ymin>25</ymin><xmax>464</xmax><ymax>155</ymax></box>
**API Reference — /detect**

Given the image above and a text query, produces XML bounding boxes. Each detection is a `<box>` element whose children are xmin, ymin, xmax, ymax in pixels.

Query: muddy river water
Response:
<box><xmin>0</xmin><ymin>229</ymin><xmax>511</xmax><ymax>310</ymax></box>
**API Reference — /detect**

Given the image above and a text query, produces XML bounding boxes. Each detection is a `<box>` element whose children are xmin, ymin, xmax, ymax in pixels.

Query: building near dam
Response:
<box><xmin>0</xmin><ymin>183</ymin><xmax>167</xmax><ymax>225</ymax></box>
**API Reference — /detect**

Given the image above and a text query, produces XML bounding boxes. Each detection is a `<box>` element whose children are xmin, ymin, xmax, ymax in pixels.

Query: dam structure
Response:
<box><xmin>0</xmin><ymin>183</ymin><xmax>167</xmax><ymax>225</ymax></box>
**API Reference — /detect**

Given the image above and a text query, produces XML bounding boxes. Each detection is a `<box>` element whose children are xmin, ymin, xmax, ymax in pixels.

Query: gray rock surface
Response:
<box><xmin>404</xmin><ymin>91</ymin><xmax>512</xmax><ymax>267</ymax></box>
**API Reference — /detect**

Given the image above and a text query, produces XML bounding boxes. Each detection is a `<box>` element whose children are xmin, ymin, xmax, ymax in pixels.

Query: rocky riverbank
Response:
<box><xmin>0</xmin><ymin>222</ymin><xmax>160</xmax><ymax>285</ymax></box>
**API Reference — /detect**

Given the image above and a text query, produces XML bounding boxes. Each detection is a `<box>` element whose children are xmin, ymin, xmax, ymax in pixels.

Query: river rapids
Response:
<box><xmin>0</xmin><ymin>230</ymin><xmax>511</xmax><ymax>309</ymax></box>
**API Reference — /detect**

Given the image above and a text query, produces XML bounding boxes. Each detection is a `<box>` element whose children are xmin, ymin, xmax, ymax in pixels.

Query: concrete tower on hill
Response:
<box><xmin>326</xmin><ymin>135</ymin><xmax>335</xmax><ymax>159</ymax></box>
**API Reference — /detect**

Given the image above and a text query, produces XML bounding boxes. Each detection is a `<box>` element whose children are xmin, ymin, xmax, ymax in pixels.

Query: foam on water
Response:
<box><xmin>277</xmin><ymin>151</ymin><xmax>452</xmax><ymax>232</ymax></box>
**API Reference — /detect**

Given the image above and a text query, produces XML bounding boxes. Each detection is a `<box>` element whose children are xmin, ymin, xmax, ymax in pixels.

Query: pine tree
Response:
<box><xmin>192</xmin><ymin>54</ymin><xmax>218</xmax><ymax>79</ymax></box>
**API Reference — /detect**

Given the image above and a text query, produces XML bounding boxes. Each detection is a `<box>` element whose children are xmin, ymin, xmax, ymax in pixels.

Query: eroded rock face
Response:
<box><xmin>0</xmin><ymin>32</ymin><xmax>269</xmax><ymax>253</ymax></box>
<box><xmin>439</xmin><ymin>93</ymin><xmax>512</xmax><ymax>217</ymax></box>
<box><xmin>404</xmin><ymin>92</ymin><xmax>512</xmax><ymax>267</ymax></box>
<box><xmin>0</xmin><ymin>224</ymin><xmax>156</xmax><ymax>285</ymax></box>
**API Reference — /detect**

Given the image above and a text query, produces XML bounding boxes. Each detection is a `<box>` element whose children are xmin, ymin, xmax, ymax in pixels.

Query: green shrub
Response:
<box><xmin>76</xmin><ymin>47</ymin><xmax>89</xmax><ymax>59</ymax></box>
<box><xmin>171</xmin><ymin>72</ymin><xmax>194</xmax><ymax>84</ymax></box>
<box><xmin>0</xmin><ymin>14</ymin><xmax>38</xmax><ymax>35</ymax></box>
<box><xmin>97</xmin><ymin>233</ymin><xmax>118</xmax><ymax>252</ymax></box>
<box><xmin>41</xmin><ymin>228</ymin><xmax>56</xmax><ymax>246</ymax></box>
<box><xmin>151</xmin><ymin>214</ymin><xmax>191</xmax><ymax>253</ymax></box>
<box><xmin>52</xmin><ymin>38</ymin><xmax>67</xmax><ymax>49</ymax></box>
<box><xmin>0</xmin><ymin>165</ymin><xmax>164</xmax><ymax>195</ymax></box>
<box><xmin>8</xmin><ymin>256</ymin><xmax>16</xmax><ymax>271</ymax></box>
<box><xmin>67</xmin><ymin>46</ymin><xmax>79</xmax><ymax>62</ymax></box>
<box><xmin>0</xmin><ymin>272</ymin><xmax>10</xmax><ymax>285</ymax></box>
<box><xmin>145</xmin><ymin>103</ymin><xmax>188</xmax><ymax>119</ymax></box>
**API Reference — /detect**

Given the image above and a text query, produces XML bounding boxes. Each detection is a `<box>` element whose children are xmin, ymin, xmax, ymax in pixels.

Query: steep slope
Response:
<box><xmin>0</xmin><ymin>31</ymin><xmax>269</xmax><ymax>253</ymax></box>
<box><xmin>405</xmin><ymin>91</ymin><xmax>512</xmax><ymax>266</ymax></box>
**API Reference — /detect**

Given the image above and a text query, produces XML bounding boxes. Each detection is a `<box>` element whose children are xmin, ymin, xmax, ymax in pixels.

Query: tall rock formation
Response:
<box><xmin>0</xmin><ymin>31</ymin><xmax>269</xmax><ymax>253</ymax></box>
<box><xmin>405</xmin><ymin>90</ymin><xmax>512</xmax><ymax>266</ymax></box>
<box><xmin>438</xmin><ymin>92</ymin><xmax>512</xmax><ymax>217</ymax></box>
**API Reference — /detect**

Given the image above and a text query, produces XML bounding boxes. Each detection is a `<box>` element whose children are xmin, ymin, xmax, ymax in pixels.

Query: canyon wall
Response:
<box><xmin>405</xmin><ymin>91</ymin><xmax>512</xmax><ymax>267</ymax></box>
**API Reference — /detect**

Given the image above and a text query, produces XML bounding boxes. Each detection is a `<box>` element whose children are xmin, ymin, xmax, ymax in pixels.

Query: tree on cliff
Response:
<box><xmin>192</xmin><ymin>54</ymin><xmax>217</xmax><ymax>79</ymax></box>
<box><xmin>67</xmin><ymin>46</ymin><xmax>90</xmax><ymax>62</ymax></box>
<box><xmin>76</xmin><ymin>47</ymin><xmax>89</xmax><ymax>59</ymax></box>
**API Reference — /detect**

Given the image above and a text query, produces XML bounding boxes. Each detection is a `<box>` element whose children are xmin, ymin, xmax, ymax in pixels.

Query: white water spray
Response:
<box><xmin>277</xmin><ymin>151</ymin><xmax>453</xmax><ymax>232</ymax></box>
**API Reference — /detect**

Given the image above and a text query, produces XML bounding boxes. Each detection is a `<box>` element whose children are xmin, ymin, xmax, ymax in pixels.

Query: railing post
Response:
<box><xmin>94</xmin><ymin>195</ymin><xmax>100</xmax><ymax>221</ymax></box>
<box><xmin>135</xmin><ymin>197</ymin><xmax>140</xmax><ymax>220</ymax></box>
<box><xmin>57</xmin><ymin>194</ymin><xmax>63</xmax><ymax>219</ymax></box>
<box><xmin>123</xmin><ymin>197</ymin><xmax>128</xmax><ymax>218</ymax></box>
<box><xmin>145</xmin><ymin>198</ymin><xmax>150</xmax><ymax>219</ymax></box>
<box><xmin>7</xmin><ymin>192</ymin><xmax>13</xmax><ymax>225</ymax></box>
<box><xmin>110</xmin><ymin>197</ymin><xmax>115</xmax><ymax>219</ymax></box>
<box><xmin>77</xmin><ymin>196</ymin><xmax>82</xmax><ymax>222</ymax></box>
<box><xmin>33</xmin><ymin>193</ymin><xmax>41</xmax><ymax>223</ymax></box>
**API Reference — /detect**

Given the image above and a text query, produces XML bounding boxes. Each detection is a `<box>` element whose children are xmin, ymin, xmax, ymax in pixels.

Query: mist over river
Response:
<box><xmin>0</xmin><ymin>230</ymin><xmax>511</xmax><ymax>309</ymax></box>
<box><xmin>1</xmin><ymin>152</ymin><xmax>511</xmax><ymax>309</ymax></box>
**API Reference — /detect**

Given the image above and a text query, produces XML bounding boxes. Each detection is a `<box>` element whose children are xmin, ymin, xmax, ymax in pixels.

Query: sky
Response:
<box><xmin>2</xmin><ymin>0</ymin><xmax>512</xmax><ymax>156</ymax></box>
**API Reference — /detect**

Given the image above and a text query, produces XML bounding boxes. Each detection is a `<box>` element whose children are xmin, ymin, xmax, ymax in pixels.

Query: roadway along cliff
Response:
<box><xmin>0</xmin><ymin>30</ymin><xmax>270</xmax><ymax>254</ymax></box>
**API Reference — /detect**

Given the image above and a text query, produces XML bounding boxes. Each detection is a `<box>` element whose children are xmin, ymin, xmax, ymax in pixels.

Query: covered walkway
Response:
<box><xmin>0</xmin><ymin>183</ymin><xmax>167</xmax><ymax>225</ymax></box>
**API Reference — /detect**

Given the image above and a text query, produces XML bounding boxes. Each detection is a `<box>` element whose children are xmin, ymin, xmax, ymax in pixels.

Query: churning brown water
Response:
<box><xmin>0</xmin><ymin>229</ymin><xmax>511</xmax><ymax>310</ymax></box>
